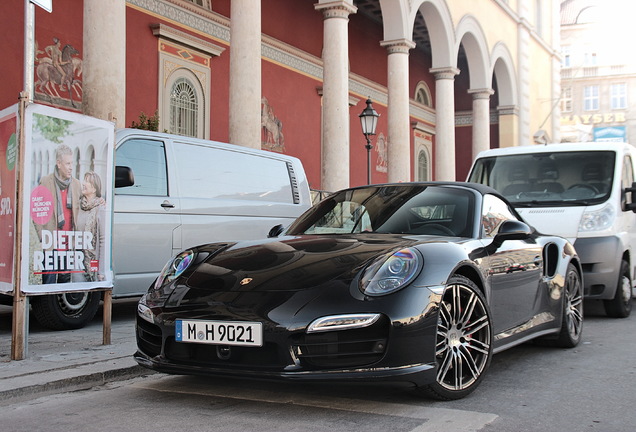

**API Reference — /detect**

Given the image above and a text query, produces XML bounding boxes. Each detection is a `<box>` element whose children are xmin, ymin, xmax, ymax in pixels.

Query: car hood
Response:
<box><xmin>515</xmin><ymin>207</ymin><xmax>583</xmax><ymax>240</ymax></box>
<box><xmin>183</xmin><ymin>234</ymin><xmax>423</xmax><ymax>293</ymax></box>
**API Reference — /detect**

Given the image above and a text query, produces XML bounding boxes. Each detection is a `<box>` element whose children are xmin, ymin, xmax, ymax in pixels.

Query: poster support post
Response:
<box><xmin>11</xmin><ymin>92</ymin><xmax>29</xmax><ymax>360</ymax></box>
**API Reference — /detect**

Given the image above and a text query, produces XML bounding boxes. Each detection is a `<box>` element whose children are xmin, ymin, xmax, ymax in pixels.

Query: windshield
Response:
<box><xmin>286</xmin><ymin>185</ymin><xmax>475</xmax><ymax>237</ymax></box>
<box><xmin>468</xmin><ymin>150</ymin><xmax>615</xmax><ymax>206</ymax></box>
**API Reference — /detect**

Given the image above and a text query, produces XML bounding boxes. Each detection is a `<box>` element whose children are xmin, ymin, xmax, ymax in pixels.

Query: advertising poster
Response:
<box><xmin>0</xmin><ymin>105</ymin><xmax>18</xmax><ymax>293</ymax></box>
<box><xmin>21</xmin><ymin>104</ymin><xmax>114</xmax><ymax>294</ymax></box>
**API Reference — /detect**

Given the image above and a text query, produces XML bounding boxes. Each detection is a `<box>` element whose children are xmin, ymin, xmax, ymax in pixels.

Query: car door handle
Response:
<box><xmin>161</xmin><ymin>200</ymin><xmax>175</xmax><ymax>209</ymax></box>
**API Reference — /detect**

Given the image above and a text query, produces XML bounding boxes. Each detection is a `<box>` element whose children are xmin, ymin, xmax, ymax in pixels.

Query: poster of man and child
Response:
<box><xmin>0</xmin><ymin>103</ymin><xmax>115</xmax><ymax>294</ymax></box>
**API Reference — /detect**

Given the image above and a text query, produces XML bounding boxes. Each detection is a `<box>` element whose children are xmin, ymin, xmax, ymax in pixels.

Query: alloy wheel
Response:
<box><xmin>565</xmin><ymin>268</ymin><xmax>583</xmax><ymax>341</ymax></box>
<box><xmin>436</xmin><ymin>282</ymin><xmax>492</xmax><ymax>392</ymax></box>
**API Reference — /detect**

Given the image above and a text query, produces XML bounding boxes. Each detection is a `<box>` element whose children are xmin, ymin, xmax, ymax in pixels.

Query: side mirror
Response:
<box><xmin>492</xmin><ymin>220</ymin><xmax>532</xmax><ymax>247</ymax></box>
<box><xmin>115</xmin><ymin>166</ymin><xmax>134</xmax><ymax>188</ymax></box>
<box><xmin>625</xmin><ymin>182</ymin><xmax>636</xmax><ymax>213</ymax></box>
<box><xmin>268</xmin><ymin>224</ymin><xmax>285</xmax><ymax>238</ymax></box>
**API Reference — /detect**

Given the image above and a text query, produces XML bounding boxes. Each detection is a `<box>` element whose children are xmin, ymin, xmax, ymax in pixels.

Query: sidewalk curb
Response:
<box><xmin>0</xmin><ymin>360</ymin><xmax>155</xmax><ymax>405</ymax></box>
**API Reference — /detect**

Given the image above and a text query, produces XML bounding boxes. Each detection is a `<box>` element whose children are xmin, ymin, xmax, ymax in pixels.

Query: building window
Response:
<box><xmin>584</xmin><ymin>86</ymin><xmax>599</xmax><ymax>111</ymax></box>
<box><xmin>170</xmin><ymin>77</ymin><xmax>199</xmax><ymax>137</ymax></box>
<box><xmin>560</xmin><ymin>87</ymin><xmax>572</xmax><ymax>112</ymax></box>
<box><xmin>414</xmin><ymin>81</ymin><xmax>432</xmax><ymax>107</ymax></box>
<box><xmin>584</xmin><ymin>51</ymin><xmax>598</xmax><ymax>66</ymax></box>
<box><xmin>611</xmin><ymin>83</ymin><xmax>627</xmax><ymax>109</ymax></box>
<box><xmin>562</xmin><ymin>46</ymin><xmax>571</xmax><ymax>68</ymax></box>
<box><xmin>417</xmin><ymin>150</ymin><xmax>429</xmax><ymax>181</ymax></box>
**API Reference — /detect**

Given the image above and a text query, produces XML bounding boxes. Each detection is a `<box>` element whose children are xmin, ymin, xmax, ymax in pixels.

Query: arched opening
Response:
<box><xmin>169</xmin><ymin>76</ymin><xmax>199</xmax><ymax>138</ymax></box>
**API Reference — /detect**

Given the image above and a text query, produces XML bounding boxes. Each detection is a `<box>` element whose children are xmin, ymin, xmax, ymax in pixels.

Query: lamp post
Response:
<box><xmin>358</xmin><ymin>97</ymin><xmax>379</xmax><ymax>185</ymax></box>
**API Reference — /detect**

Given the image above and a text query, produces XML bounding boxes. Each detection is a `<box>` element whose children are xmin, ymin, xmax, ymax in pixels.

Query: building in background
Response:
<box><xmin>1</xmin><ymin>0</ymin><xmax>560</xmax><ymax>189</ymax></box>
<box><xmin>560</xmin><ymin>0</ymin><xmax>636</xmax><ymax>143</ymax></box>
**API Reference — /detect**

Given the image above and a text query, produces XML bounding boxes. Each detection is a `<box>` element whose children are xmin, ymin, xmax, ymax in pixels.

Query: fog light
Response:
<box><xmin>373</xmin><ymin>341</ymin><xmax>386</xmax><ymax>352</ymax></box>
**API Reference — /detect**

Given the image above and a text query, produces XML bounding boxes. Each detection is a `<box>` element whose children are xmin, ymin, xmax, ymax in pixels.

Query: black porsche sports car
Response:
<box><xmin>135</xmin><ymin>182</ymin><xmax>583</xmax><ymax>400</ymax></box>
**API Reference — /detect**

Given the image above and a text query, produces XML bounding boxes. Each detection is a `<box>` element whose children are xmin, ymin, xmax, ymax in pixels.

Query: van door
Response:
<box><xmin>621</xmin><ymin>154</ymin><xmax>636</xmax><ymax>288</ymax></box>
<box><xmin>113</xmin><ymin>137</ymin><xmax>181</xmax><ymax>296</ymax></box>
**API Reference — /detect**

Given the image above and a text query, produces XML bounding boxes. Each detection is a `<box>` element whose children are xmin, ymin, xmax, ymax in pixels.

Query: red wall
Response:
<box><xmin>261</xmin><ymin>0</ymin><xmax>324</xmax><ymax>59</ymax></box>
<box><xmin>261</xmin><ymin>60</ymin><xmax>323</xmax><ymax>189</ymax></box>
<box><xmin>1</xmin><ymin>1</ymin><xmax>25</xmax><ymax>109</ymax></box>
<box><xmin>455</xmin><ymin>126</ymin><xmax>472</xmax><ymax>180</ymax></box>
<box><xmin>348</xmin><ymin>13</ymin><xmax>388</xmax><ymax>87</ymax></box>
<box><xmin>125</xmin><ymin>7</ymin><xmax>161</xmax><ymax>129</ymax></box>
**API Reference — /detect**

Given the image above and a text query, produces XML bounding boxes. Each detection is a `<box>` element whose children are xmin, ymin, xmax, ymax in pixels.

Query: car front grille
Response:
<box><xmin>163</xmin><ymin>338</ymin><xmax>287</xmax><ymax>370</ymax></box>
<box><xmin>290</xmin><ymin>315</ymin><xmax>389</xmax><ymax>368</ymax></box>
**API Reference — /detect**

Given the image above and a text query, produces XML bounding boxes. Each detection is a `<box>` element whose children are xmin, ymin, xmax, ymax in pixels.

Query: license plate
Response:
<box><xmin>175</xmin><ymin>319</ymin><xmax>263</xmax><ymax>347</ymax></box>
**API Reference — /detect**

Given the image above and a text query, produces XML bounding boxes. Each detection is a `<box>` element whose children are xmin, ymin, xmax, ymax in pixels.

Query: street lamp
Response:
<box><xmin>359</xmin><ymin>97</ymin><xmax>379</xmax><ymax>184</ymax></box>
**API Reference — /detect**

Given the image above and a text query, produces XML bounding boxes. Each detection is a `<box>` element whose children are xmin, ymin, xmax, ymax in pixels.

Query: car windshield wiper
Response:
<box><xmin>513</xmin><ymin>200</ymin><xmax>589</xmax><ymax>207</ymax></box>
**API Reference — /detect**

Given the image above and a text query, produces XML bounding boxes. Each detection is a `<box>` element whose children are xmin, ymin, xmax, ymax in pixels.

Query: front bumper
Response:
<box><xmin>134</xmin><ymin>285</ymin><xmax>441</xmax><ymax>387</ymax></box>
<box><xmin>573</xmin><ymin>236</ymin><xmax>621</xmax><ymax>299</ymax></box>
<box><xmin>134</xmin><ymin>348</ymin><xmax>436</xmax><ymax>386</ymax></box>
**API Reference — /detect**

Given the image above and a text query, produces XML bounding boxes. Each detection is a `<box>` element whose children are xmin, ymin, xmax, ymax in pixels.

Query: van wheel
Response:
<box><xmin>31</xmin><ymin>292</ymin><xmax>101</xmax><ymax>330</ymax></box>
<box><xmin>604</xmin><ymin>260</ymin><xmax>632</xmax><ymax>318</ymax></box>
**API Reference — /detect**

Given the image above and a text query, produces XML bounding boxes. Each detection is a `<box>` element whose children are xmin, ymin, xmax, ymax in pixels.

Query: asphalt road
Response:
<box><xmin>0</xmin><ymin>299</ymin><xmax>634</xmax><ymax>432</ymax></box>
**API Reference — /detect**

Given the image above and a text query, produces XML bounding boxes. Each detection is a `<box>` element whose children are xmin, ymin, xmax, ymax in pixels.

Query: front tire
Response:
<box><xmin>31</xmin><ymin>292</ymin><xmax>101</xmax><ymax>330</ymax></box>
<box><xmin>416</xmin><ymin>275</ymin><xmax>493</xmax><ymax>400</ymax></box>
<box><xmin>546</xmin><ymin>263</ymin><xmax>583</xmax><ymax>347</ymax></box>
<box><xmin>604</xmin><ymin>260</ymin><xmax>632</xmax><ymax>318</ymax></box>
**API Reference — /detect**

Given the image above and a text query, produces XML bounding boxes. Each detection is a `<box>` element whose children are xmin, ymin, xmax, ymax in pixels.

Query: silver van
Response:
<box><xmin>30</xmin><ymin>129</ymin><xmax>311</xmax><ymax>329</ymax></box>
<box><xmin>468</xmin><ymin>142</ymin><xmax>636</xmax><ymax>318</ymax></box>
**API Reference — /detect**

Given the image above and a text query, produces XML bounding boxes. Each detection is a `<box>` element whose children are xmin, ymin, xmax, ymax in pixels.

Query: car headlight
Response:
<box><xmin>153</xmin><ymin>250</ymin><xmax>196</xmax><ymax>290</ymax></box>
<box><xmin>579</xmin><ymin>204</ymin><xmax>615</xmax><ymax>233</ymax></box>
<box><xmin>360</xmin><ymin>248</ymin><xmax>422</xmax><ymax>296</ymax></box>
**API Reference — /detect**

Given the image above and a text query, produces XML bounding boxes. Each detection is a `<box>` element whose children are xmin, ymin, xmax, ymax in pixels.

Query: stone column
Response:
<box><xmin>229</xmin><ymin>0</ymin><xmax>261</xmax><ymax>149</ymax></box>
<box><xmin>517</xmin><ymin>0</ymin><xmax>531</xmax><ymax>146</ymax></box>
<box><xmin>550</xmin><ymin>0</ymin><xmax>561</xmax><ymax>143</ymax></box>
<box><xmin>430</xmin><ymin>67</ymin><xmax>459</xmax><ymax>181</ymax></box>
<box><xmin>315</xmin><ymin>1</ymin><xmax>357</xmax><ymax>192</ymax></box>
<box><xmin>381</xmin><ymin>39</ymin><xmax>416</xmax><ymax>183</ymax></box>
<box><xmin>83</xmin><ymin>0</ymin><xmax>126</xmax><ymax>127</ymax></box>
<box><xmin>469</xmin><ymin>88</ymin><xmax>494</xmax><ymax>158</ymax></box>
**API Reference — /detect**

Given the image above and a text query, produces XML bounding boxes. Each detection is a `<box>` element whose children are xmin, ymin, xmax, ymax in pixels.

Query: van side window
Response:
<box><xmin>622</xmin><ymin>155</ymin><xmax>635</xmax><ymax>209</ymax></box>
<box><xmin>482</xmin><ymin>194</ymin><xmax>520</xmax><ymax>238</ymax></box>
<box><xmin>622</xmin><ymin>156</ymin><xmax>634</xmax><ymax>187</ymax></box>
<box><xmin>115</xmin><ymin>139</ymin><xmax>168</xmax><ymax>196</ymax></box>
<box><xmin>173</xmin><ymin>142</ymin><xmax>294</xmax><ymax>203</ymax></box>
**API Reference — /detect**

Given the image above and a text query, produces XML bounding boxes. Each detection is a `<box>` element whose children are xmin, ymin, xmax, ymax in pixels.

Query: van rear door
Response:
<box><xmin>113</xmin><ymin>135</ymin><xmax>181</xmax><ymax>295</ymax></box>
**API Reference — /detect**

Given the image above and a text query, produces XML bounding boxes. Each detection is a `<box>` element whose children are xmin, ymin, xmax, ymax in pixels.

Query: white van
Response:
<box><xmin>467</xmin><ymin>142</ymin><xmax>636</xmax><ymax>318</ymax></box>
<box><xmin>30</xmin><ymin>129</ymin><xmax>311</xmax><ymax>329</ymax></box>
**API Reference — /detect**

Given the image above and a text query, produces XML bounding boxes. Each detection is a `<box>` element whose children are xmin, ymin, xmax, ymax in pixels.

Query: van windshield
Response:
<box><xmin>468</xmin><ymin>150</ymin><xmax>615</xmax><ymax>207</ymax></box>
